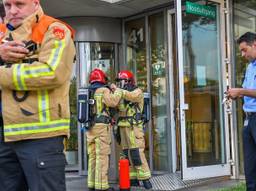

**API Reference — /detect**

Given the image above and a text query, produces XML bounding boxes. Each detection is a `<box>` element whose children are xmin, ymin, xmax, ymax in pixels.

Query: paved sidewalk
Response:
<box><xmin>66</xmin><ymin>174</ymin><xmax>244</xmax><ymax>191</ymax></box>
<box><xmin>178</xmin><ymin>179</ymin><xmax>244</xmax><ymax>191</ymax></box>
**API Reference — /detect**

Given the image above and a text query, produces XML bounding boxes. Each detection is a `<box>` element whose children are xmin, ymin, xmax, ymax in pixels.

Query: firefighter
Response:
<box><xmin>114</xmin><ymin>70</ymin><xmax>152</xmax><ymax>189</ymax></box>
<box><xmin>0</xmin><ymin>0</ymin><xmax>75</xmax><ymax>190</ymax></box>
<box><xmin>87</xmin><ymin>68</ymin><xmax>122</xmax><ymax>191</ymax></box>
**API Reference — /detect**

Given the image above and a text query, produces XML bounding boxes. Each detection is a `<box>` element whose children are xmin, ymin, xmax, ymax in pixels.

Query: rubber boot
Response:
<box><xmin>130</xmin><ymin>179</ymin><xmax>140</xmax><ymax>186</ymax></box>
<box><xmin>142</xmin><ymin>179</ymin><xmax>152</xmax><ymax>190</ymax></box>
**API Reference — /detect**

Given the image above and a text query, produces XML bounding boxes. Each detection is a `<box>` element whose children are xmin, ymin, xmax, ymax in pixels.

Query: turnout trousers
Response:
<box><xmin>243</xmin><ymin>114</ymin><xmax>256</xmax><ymax>191</ymax></box>
<box><xmin>0</xmin><ymin>117</ymin><xmax>66</xmax><ymax>191</ymax></box>
<box><xmin>120</xmin><ymin>125</ymin><xmax>151</xmax><ymax>181</ymax></box>
<box><xmin>87</xmin><ymin>124</ymin><xmax>112</xmax><ymax>190</ymax></box>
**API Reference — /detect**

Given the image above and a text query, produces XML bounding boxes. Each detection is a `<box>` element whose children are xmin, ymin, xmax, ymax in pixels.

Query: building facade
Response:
<box><xmin>0</xmin><ymin>0</ymin><xmax>254</xmax><ymax>181</ymax></box>
<box><xmin>57</xmin><ymin>0</ymin><xmax>254</xmax><ymax>181</ymax></box>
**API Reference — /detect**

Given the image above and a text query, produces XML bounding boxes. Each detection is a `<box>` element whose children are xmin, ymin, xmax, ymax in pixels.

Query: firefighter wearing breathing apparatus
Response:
<box><xmin>114</xmin><ymin>70</ymin><xmax>152</xmax><ymax>190</ymax></box>
<box><xmin>86</xmin><ymin>68</ymin><xmax>122</xmax><ymax>191</ymax></box>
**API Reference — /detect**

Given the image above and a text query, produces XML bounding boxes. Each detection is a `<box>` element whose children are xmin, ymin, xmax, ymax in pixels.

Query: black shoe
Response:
<box><xmin>106</xmin><ymin>188</ymin><xmax>115</xmax><ymax>191</ymax></box>
<box><xmin>142</xmin><ymin>179</ymin><xmax>152</xmax><ymax>189</ymax></box>
<box><xmin>88</xmin><ymin>188</ymin><xmax>95</xmax><ymax>191</ymax></box>
<box><xmin>130</xmin><ymin>179</ymin><xmax>140</xmax><ymax>186</ymax></box>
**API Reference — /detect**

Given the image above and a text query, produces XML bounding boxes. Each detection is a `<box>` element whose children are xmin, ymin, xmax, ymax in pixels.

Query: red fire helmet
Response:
<box><xmin>117</xmin><ymin>70</ymin><xmax>135</xmax><ymax>85</ymax></box>
<box><xmin>89</xmin><ymin>68</ymin><xmax>107</xmax><ymax>84</ymax></box>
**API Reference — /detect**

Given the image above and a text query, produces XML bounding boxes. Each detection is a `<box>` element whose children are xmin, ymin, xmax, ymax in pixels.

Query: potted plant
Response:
<box><xmin>66</xmin><ymin>77</ymin><xmax>78</xmax><ymax>165</ymax></box>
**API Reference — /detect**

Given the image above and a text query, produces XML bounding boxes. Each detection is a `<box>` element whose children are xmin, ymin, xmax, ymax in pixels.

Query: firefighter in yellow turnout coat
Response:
<box><xmin>0</xmin><ymin>0</ymin><xmax>76</xmax><ymax>190</ymax></box>
<box><xmin>0</xmin><ymin>3</ymin><xmax>75</xmax><ymax>142</ymax></box>
<box><xmin>115</xmin><ymin>70</ymin><xmax>152</xmax><ymax>190</ymax></box>
<box><xmin>87</xmin><ymin>69</ymin><xmax>122</xmax><ymax>191</ymax></box>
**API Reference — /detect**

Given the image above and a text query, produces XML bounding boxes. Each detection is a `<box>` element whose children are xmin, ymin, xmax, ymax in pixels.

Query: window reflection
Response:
<box><xmin>78</xmin><ymin>42</ymin><xmax>116</xmax><ymax>87</ymax></box>
<box><xmin>66</xmin><ymin>60</ymin><xmax>78</xmax><ymax>167</ymax></box>
<box><xmin>77</xmin><ymin>42</ymin><xmax>116</xmax><ymax>172</ymax></box>
<box><xmin>125</xmin><ymin>18</ymin><xmax>147</xmax><ymax>91</ymax></box>
<box><xmin>182</xmin><ymin>3</ymin><xmax>226</xmax><ymax>167</ymax></box>
<box><xmin>125</xmin><ymin>18</ymin><xmax>150</xmax><ymax>164</ymax></box>
<box><xmin>125</xmin><ymin>12</ymin><xmax>169</xmax><ymax>171</ymax></box>
<box><xmin>149</xmin><ymin>12</ymin><xmax>168</xmax><ymax>171</ymax></box>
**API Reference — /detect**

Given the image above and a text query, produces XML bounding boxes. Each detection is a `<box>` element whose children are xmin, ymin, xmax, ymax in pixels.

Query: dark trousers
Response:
<box><xmin>243</xmin><ymin>115</ymin><xmax>256</xmax><ymax>191</ymax></box>
<box><xmin>0</xmin><ymin>119</ymin><xmax>66</xmax><ymax>191</ymax></box>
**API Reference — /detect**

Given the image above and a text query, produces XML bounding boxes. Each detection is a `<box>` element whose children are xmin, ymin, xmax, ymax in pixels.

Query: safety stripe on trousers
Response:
<box><xmin>130</xmin><ymin>129</ymin><xmax>136</xmax><ymax>148</ymax></box>
<box><xmin>4</xmin><ymin>119</ymin><xmax>69</xmax><ymax>136</ymax></box>
<box><xmin>137</xmin><ymin>170</ymin><xmax>151</xmax><ymax>179</ymax></box>
<box><xmin>13</xmin><ymin>39</ymin><xmax>66</xmax><ymax>90</ymax></box>
<box><xmin>94</xmin><ymin>137</ymin><xmax>109</xmax><ymax>190</ymax></box>
<box><xmin>130</xmin><ymin>171</ymin><xmax>137</xmax><ymax>178</ymax></box>
<box><xmin>95</xmin><ymin>138</ymin><xmax>101</xmax><ymax>188</ymax></box>
<box><xmin>38</xmin><ymin>90</ymin><xmax>50</xmax><ymax>122</ymax></box>
<box><xmin>130</xmin><ymin>169</ymin><xmax>151</xmax><ymax>179</ymax></box>
<box><xmin>88</xmin><ymin>142</ymin><xmax>95</xmax><ymax>188</ymax></box>
<box><xmin>94</xmin><ymin>182</ymin><xmax>109</xmax><ymax>189</ymax></box>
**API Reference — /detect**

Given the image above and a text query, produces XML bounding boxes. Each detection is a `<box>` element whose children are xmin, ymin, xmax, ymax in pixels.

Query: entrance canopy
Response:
<box><xmin>40</xmin><ymin>0</ymin><xmax>171</xmax><ymax>18</ymax></box>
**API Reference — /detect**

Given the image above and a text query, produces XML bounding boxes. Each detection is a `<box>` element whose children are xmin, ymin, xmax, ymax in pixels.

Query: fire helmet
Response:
<box><xmin>89</xmin><ymin>68</ymin><xmax>108</xmax><ymax>84</ymax></box>
<box><xmin>116</xmin><ymin>70</ymin><xmax>135</xmax><ymax>85</ymax></box>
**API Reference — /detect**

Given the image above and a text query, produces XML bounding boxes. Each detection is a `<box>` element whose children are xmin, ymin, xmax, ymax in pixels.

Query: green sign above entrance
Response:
<box><xmin>186</xmin><ymin>1</ymin><xmax>216</xmax><ymax>19</ymax></box>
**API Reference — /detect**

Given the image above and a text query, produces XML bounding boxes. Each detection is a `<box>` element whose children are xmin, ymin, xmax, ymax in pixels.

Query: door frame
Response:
<box><xmin>167</xmin><ymin>8</ymin><xmax>177</xmax><ymax>174</ymax></box>
<box><xmin>170</xmin><ymin>0</ymin><xmax>231</xmax><ymax>180</ymax></box>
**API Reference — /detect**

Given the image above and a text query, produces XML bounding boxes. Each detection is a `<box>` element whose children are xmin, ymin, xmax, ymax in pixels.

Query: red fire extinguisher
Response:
<box><xmin>119</xmin><ymin>158</ymin><xmax>130</xmax><ymax>191</ymax></box>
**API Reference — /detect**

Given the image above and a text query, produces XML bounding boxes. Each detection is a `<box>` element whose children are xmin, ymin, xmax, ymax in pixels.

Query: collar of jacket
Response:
<box><xmin>5</xmin><ymin>6</ymin><xmax>44</xmax><ymax>40</ymax></box>
<box><xmin>89</xmin><ymin>82</ymin><xmax>106</xmax><ymax>90</ymax></box>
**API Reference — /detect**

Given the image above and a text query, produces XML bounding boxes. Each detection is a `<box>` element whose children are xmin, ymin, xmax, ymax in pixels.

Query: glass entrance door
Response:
<box><xmin>77</xmin><ymin>42</ymin><xmax>117</xmax><ymax>175</ymax></box>
<box><xmin>173</xmin><ymin>0</ymin><xmax>231</xmax><ymax>180</ymax></box>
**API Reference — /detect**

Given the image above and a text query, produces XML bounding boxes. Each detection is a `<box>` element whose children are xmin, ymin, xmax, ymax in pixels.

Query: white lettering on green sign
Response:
<box><xmin>186</xmin><ymin>1</ymin><xmax>216</xmax><ymax>19</ymax></box>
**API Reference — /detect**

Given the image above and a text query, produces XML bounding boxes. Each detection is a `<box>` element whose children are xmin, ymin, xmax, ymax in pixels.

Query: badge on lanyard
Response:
<box><xmin>244</xmin><ymin>119</ymin><xmax>249</xmax><ymax>127</ymax></box>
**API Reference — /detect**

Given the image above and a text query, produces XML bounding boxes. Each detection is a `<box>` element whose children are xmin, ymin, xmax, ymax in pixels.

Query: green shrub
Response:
<box><xmin>214</xmin><ymin>182</ymin><xmax>246</xmax><ymax>191</ymax></box>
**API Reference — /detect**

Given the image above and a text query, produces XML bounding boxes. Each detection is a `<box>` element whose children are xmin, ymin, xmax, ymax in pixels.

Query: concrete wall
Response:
<box><xmin>62</xmin><ymin>17</ymin><xmax>122</xmax><ymax>43</ymax></box>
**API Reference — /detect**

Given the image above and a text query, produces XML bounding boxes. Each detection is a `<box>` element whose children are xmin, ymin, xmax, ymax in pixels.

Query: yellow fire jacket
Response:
<box><xmin>0</xmin><ymin>7</ymin><xmax>76</xmax><ymax>142</ymax></box>
<box><xmin>94</xmin><ymin>87</ymin><xmax>123</xmax><ymax>118</ymax></box>
<box><xmin>117</xmin><ymin>88</ymin><xmax>144</xmax><ymax>127</ymax></box>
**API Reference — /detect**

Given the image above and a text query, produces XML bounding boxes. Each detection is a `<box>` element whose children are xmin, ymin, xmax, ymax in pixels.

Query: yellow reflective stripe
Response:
<box><xmin>130</xmin><ymin>130</ymin><xmax>136</xmax><ymax>147</ymax></box>
<box><xmin>95</xmin><ymin>138</ymin><xmax>100</xmax><ymax>184</ymax></box>
<box><xmin>95</xmin><ymin>93</ymin><xmax>103</xmax><ymax>115</ymax></box>
<box><xmin>5</xmin><ymin>126</ymin><xmax>69</xmax><ymax>136</ymax></box>
<box><xmin>24</xmin><ymin>65</ymin><xmax>54</xmax><ymax>78</ymax></box>
<box><xmin>115</xmin><ymin>90</ymin><xmax>123</xmax><ymax>97</ymax></box>
<box><xmin>38</xmin><ymin>90</ymin><xmax>50</xmax><ymax>122</ymax></box>
<box><xmin>48</xmin><ymin>40</ymin><xmax>65</xmax><ymax>70</ymax></box>
<box><xmin>94</xmin><ymin>138</ymin><xmax>110</xmax><ymax>190</ymax></box>
<box><xmin>118</xmin><ymin>101</ymin><xmax>126</xmax><ymax>111</ymax></box>
<box><xmin>4</xmin><ymin>119</ymin><xmax>69</xmax><ymax>136</ymax></box>
<box><xmin>13</xmin><ymin>64</ymin><xmax>19</xmax><ymax>89</ymax></box>
<box><xmin>13</xmin><ymin>64</ymin><xmax>27</xmax><ymax>90</ymax></box>
<box><xmin>88</xmin><ymin>153</ymin><xmax>95</xmax><ymax>187</ymax></box>
<box><xmin>130</xmin><ymin>171</ymin><xmax>137</xmax><ymax>175</ymax></box>
<box><xmin>138</xmin><ymin>170</ymin><xmax>151</xmax><ymax>179</ymax></box>
<box><xmin>136</xmin><ymin>166</ymin><xmax>151</xmax><ymax>179</ymax></box>
<box><xmin>88</xmin><ymin>182</ymin><xmax>95</xmax><ymax>188</ymax></box>
<box><xmin>5</xmin><ymin>119</ymin><xmax>69</xmax><ymax>129</ymax></box>
<box><xmin>23</xmin><ymin>39</ymin><xmax>65</xmax><ymax>79</ymax></box>
<box><xmin>95</xmin><ymin>182</ymin><xmax>109</xmax><ymax>189</ymax></box>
